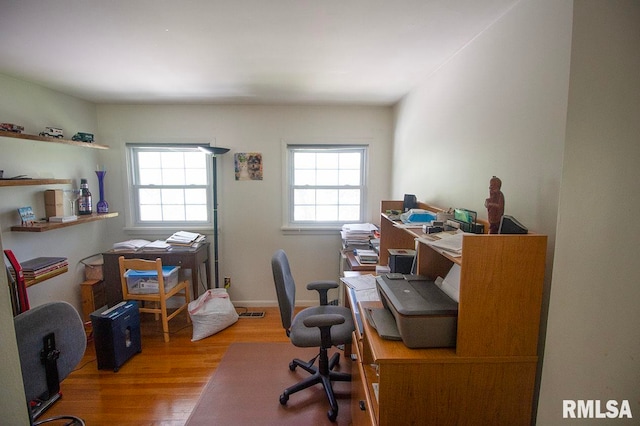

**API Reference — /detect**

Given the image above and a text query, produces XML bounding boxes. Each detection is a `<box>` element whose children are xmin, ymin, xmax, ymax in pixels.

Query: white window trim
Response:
<box><xmin>281</xmin><ymin>139</ymin><xmax>369</xmax><ymax>234</ymax></box>
<box><xmin>123</xmin><ymin>142</ymin><xmax>215</xmax><ymax>235</ymax></box>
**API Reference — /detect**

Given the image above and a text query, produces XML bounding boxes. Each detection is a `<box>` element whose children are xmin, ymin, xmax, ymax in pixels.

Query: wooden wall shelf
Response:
<box><xmin>0</xmin><ymin>178</ymin><xmax>72</xmax><ymax>187</ymax></box>
<box><xmin>11</xmin><ymin>212</ymin><xmax>118</xmax><ymax>232</ymax></box>
<box><xmin>0</xmin><ymin>131</ymin><xmax>109</xmax><ymax>150</ymax></box>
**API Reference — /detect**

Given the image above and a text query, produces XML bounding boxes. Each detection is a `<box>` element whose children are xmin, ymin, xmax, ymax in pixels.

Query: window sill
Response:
<box><xmin>281</xmin><ymin>226</ymin><xmax>341</xmax><ymax>235</ymax></box>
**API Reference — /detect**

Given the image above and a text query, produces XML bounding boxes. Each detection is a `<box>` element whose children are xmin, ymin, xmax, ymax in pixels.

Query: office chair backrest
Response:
<box><xmin>271</xmin><ymin>249</ymin><xmax>296</xmax><ymax>332</ymax></box>
<box><xmin>14</xmin><ymin>301</ymin><xmax>86</xmax><ymax>402</ymax></box>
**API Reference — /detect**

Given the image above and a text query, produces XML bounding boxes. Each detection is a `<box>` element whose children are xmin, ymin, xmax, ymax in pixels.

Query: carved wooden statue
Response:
<box><xmin>484</xmin><ymin>176</ymin><xmax>505</xmax><ymax>234</ymax></box>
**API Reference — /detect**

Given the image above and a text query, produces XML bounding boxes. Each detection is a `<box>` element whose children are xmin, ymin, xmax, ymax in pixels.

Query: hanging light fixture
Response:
<box><xmin>199</xmin><ymin>145</ymin><xmax>230</xmax><ymax>288</ymax></box>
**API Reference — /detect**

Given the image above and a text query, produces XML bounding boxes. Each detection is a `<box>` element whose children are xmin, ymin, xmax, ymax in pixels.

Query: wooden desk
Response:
<box><xmin>102</xmin><ymin>242</ymin><xmax>211</xmax><ymax>307</ymax></box>
<box><xmin>347</xmin><ymin>201</ymin><xmax>547</xmax><ymax>426</ymax></box>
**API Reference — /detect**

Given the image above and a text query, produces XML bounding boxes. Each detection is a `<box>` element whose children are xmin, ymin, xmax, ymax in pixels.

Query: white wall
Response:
<box><xmin>97</xmin><ymin>104</ymin><xmax>393</xmax><ymax>305</ymax></box>
<box><xmin>0</xmin><ymin>74</ymin><xmax>108</xmax><ymax>311</ymax></box>
<box><xmin>393</xmin><ymin>0</ymin><xmax>640</xmax><ymax>423</ymax></box>
<box><xmin>537</xmin><ymin>1</ymin><xmax>640</xmax><ymax>423</ymax></box>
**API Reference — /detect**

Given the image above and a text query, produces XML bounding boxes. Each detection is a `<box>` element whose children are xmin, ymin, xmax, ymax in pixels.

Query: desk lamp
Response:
<box><xmin>199</xmin><ymin>145</ymin><xmax>230</xmax><ymax>288</ymax></box>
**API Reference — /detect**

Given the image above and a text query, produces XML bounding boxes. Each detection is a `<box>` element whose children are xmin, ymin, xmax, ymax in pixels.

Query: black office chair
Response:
<box><xmin>14</xmin><ymin>301</ymin><xmax>87</xmax><ymax>425</ymax></box>
<box><xmin>271</xmin><ymin>249</ymin><xmax>354</xmax><ymax>422</ymax></box>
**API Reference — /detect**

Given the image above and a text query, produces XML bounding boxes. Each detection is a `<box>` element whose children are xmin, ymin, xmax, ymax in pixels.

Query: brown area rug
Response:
<box><xmin>186</xmin><ymin>342</ymin><xmax>352</xmax><ymax>426</ymax></box>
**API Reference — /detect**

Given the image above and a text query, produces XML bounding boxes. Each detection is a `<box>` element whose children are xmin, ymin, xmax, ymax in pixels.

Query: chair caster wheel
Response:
<box><xmin>279</xmin><ymin>393</ymin><xmax>289</xmax><ymax>405</ymax></box>
<box><xmin>289</xmin><ymin>362</ymin><xmax>296</xmax><ymax>371</ymax></box>
<box><xmin>328</xmin><ymin>409</ymin><xmax>337</xmax><ymax>422</ymax></box>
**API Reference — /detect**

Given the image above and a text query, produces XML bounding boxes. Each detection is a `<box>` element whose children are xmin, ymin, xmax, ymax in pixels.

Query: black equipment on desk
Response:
<box><xmin>498</xmin><ymin>215</ymin><xmax>528</xmax><ymax>234</ymax></box>
<box><xmin>91</xmin><ymin>301</ymin><xmax>141</xmax><ymax>372</ymax></box>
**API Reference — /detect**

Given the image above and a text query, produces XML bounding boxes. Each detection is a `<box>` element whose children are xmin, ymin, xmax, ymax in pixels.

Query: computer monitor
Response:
<box><xmin>498</xmin><ymin>215</ymin><xmax>528</xmax><ymax>234</ymax></box>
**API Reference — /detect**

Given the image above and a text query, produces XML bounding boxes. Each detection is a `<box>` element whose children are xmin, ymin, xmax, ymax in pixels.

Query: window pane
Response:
<box><xmin>139</xmin><ymin>188</ymin><xmax>161</xmax><ymax>204</ymax></box>
<box><xmin>163</xmin><ymin>205</ymin><xmax>185</xmax><ymax>221</ymax></box>
<box><xmin>317</xmin><ymin>205</ymin><xmax>338</xmax><ymax>221</ymax></box>
<box><xmin>140</xmin><ymin>205</ymin><xmax>162</xmax><ymax>221</ymax></box>
<box><xmin>339</xmin><ymin>169</ymin><xmax>360</xmax><ymax>185</ymax></box>
<box><xmin>339</xmin><ymin>189</ymin><xmax>360</xmax><ymax>204</ymax></box>
<box><xmin>185</xmin><ymin>188</ymin><xmax>206</xmax><ymax>204</ymax></box>
<box><xmin>295</xmin><ymin>152</ymin><xmax>316</xmax><ymax>169</ymax></box>
<box><xmin>317</xmin><ymin>153</ymin><xmax>338</xmax><ymax>169</ymax></box>
<box><xmin>185</xmin><ymin>168</ymin><xmax>207</xmax><ymax>185</ymax></box>
<box><xmin>161</xmin><ymin>188</ymin><xmax>184</xmax><ymax>204</ymax></box>
<box><xmin>316</xmin><ymin>169</ymin><xmax>339</xmax><ymax>185</ymax></box>
<box><xmin>294</xmin><ymin>188</ymin><xmax>316</xmax><ymax>205</ymax></box>
<box><xmin>339</xmin><ymin>205</ymin><xmax>360</xmax><ymax>221</ymax></box>
<box><xmin>162</xmin><ymin>169</ymin><xmax>185</xmax><ymax>185</ymax></box>
<box><xmin>186</xmin><ymin>205</ymin><xmax>208</xmax><ymax>221</ymax></box>
<box><xmin>138</xmin><ymin>152</ymin><xmax>160</xmax><ymax>168</ymax></box>
<box><xmin>139</xmin><ymin>169</ymin><xmax>162</xmax><ymax>185</ymax></box>
<box><xmin>294</xmin><ymin>205</ymin><xmax>315</xmax><ymax>221</ymax></box>
<box><xmin>161</xmin><ymin>152</ymin><xmax>184</xmax><ymax>169</ymax></box>
<box><xmin>340</xmin><ymin>152</ymin><xmax>361</xmax><ymax>169</ymax></box>
<box><xmin>317</xmin><ymin>189</ymin><xmax>338</xmax><ymax>205</ymax></box>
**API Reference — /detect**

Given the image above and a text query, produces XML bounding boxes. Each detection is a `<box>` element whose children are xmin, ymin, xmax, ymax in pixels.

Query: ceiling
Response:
<box><xmin>0</xmin><ymin>0</ymin><xmax>518</xmax><ymax>105</ymax></box>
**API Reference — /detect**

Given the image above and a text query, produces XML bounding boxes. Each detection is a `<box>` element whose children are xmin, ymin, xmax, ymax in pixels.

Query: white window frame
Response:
<box><xmin>125</xmin><ymin>143</ymin><xmax>213</xmax><ymax>233</ymax></box>
<box><xmin>283</xmin><ymin>142</ymin><xmax>368</xmax><ymax>232</ymax></box>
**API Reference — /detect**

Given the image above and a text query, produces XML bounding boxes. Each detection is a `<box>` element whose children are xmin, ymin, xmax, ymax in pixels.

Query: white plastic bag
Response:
<box><xmin>188</xmin><ymin>288</ymin><xmax>238</xmax><ymax>341</ymax></box>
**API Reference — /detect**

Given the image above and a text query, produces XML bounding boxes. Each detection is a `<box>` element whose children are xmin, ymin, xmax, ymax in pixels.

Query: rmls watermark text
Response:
<box><xmin>563</xmin><ymin>400</ymin><xmax>632</xmax><ymax>419</ymax></box>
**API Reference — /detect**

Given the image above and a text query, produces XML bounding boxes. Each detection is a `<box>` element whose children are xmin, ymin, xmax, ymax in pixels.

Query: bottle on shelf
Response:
<box><xmin>78</xmin><ymin>178</ymin><xmax>93</xmax><ymax>215</ymax></box>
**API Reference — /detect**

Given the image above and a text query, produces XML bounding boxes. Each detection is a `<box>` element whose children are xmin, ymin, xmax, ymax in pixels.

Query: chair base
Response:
<box><xmin>279</xmin><ymin>349</ymin><xmax>351</xmax><ymax>422</ymax></box>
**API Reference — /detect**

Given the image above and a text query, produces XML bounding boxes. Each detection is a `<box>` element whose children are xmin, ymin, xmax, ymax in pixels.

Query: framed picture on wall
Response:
<box><xmin>234</xmin><ymin>152</ymin><xmax>263</xmax><ymax>180</ymax></box>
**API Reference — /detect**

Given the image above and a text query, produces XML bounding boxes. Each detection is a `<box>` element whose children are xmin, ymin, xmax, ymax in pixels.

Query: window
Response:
<box><xmin>127</xmin><ymin>144</ymin><xmax>212</xmax><ymax>228</ymax></box>
<box><xmin>287</xmin><ymin>144</ymin><xmax>367</xmax><ymax>227</ymax></box>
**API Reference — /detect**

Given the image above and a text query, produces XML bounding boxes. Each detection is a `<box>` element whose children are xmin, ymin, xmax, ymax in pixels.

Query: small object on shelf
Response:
<box><xmin>44</xmin><ymin>189</ymin><xmax>64</xmax><ymax>218</ymax></box>
<box><xmin>95</xmin><ymin>170</ymin><xmax>109</xmax><ymax>213</ymax></box>
<box><xmin>17</xmin><ymin>206</ymin><xmax>36</xmax><ymax>225</ymax></box>
<box><xmin>0</xmin><ymin>123</ymin><xmax>24</xmax><ymax>133</ymax></box>
<box><xmin>78</xmin><ymin>178</ymin><xmax>92</xmax><ymax>215</ymax></box>
<box><xmin>72</xmin><ymin>132</ymin><xmax>94</xmax><ymax>143</ymax></box>
<box><xmin>484</xmin><ymin>176</ymin><xmax>505</xmax><ymax>234</ymax></box>
<box><xmin>39</xmin><ymin>126</ymin><xmax>64</xmax><ymax>138</ymax></box>
<box><xmin>49</xmin><ymin>215</ymin><xmax>78</xmax><ymax>223</ymax></box>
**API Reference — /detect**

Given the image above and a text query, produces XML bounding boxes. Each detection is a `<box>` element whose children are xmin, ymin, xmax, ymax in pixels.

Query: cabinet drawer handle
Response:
<box><xmin>359</xmin><ymin>400</ymin><xmax>366</xmax><ymax>411</ymax></box>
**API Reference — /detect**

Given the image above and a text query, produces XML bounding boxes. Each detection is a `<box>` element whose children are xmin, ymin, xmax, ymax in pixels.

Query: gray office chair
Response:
<box><xmin>271</xmin><ymin>249</ymin><xmax>353</xmax><ymax>422</ymax></box>
<box><xmin>14</xmin><ymin>301</ymin><xmax>87</xmax><ymax>425</ymax></box>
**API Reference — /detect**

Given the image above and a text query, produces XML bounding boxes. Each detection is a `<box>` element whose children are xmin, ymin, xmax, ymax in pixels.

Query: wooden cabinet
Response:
<box><xmin>349</xmin><ymin>200</ymin><xmax>547</xmax><ymax>425</ymax></box>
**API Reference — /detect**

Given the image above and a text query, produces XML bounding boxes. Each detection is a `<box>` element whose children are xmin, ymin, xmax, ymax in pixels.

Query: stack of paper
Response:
<box><xmin>166</xmin><ymin>231</ymin><xmax>206</xmax><ymax>247</ymax></box>
<box><xmin>341</xmin><ymin>223</ymin><xmax>378</xmax><ymax>250</ymax></box>
<box><xmin>112</xmin><ymin>239</ymin><xmax>151</xmax><ymax>251</ymax></box>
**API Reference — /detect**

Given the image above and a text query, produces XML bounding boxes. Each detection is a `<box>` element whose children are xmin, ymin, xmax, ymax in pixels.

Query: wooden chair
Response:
<box><xmin>118</xmin><ymin>256</ymin><xmax>190</xmax><ymax>343</ymax></box>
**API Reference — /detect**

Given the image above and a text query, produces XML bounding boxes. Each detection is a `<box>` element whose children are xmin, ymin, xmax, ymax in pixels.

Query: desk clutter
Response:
<box><xmin>113</xmin><ymin>231</ymin><xmax>206</xmax><ymax>252</ymax></box>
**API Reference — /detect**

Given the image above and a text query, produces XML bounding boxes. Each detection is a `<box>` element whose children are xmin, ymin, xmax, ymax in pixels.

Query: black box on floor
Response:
<box><xmin>90</xmin><ymin>301</ymin><xmax>141</xmax><ymax>372</ymax></box>
<box><xmin>388</xmin><ymin>249</ymin><xmax>416</xmax><ymax>274</ymax></box>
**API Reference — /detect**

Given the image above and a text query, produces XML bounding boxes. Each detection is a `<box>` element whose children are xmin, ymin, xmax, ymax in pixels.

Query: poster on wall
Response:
<box><xmin>234</xmin><ymin>152</ymin><xmax>263</xmax><ymax>181</ymax></box>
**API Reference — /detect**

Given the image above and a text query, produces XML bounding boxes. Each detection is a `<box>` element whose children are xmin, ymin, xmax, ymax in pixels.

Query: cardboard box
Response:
<box><xmin>44</xmin><ymin>189</ymin><xmax>64</xmax><ymax>218</ymax></box>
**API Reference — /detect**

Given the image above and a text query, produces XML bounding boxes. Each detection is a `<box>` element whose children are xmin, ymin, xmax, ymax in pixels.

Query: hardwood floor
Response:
<box><xmin>44</xmin><ymin>307</ymin><xmax>290</xmax><ymax>425</ymax></box>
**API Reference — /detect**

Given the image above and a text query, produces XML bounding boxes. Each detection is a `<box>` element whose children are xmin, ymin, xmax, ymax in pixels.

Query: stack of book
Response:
<box><xmin>166</xmin><ymin>231</ymin><xmax>206</xmax><ymax>248</ymax></box>
<box><xmin>355</xmin><ymin>249</ymin><xmax>379</xmax><ymax>264</ymax></box>
<box><xmin>10</xmin><ymin>256</ymin><xmax>68</xmax><ymax>282</ymax></box>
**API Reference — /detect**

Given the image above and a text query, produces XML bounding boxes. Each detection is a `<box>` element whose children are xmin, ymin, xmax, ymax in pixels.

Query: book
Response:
<box><xmin>112</xmin><ymin>239</ymin><xmax>151</xmax><ymax>251</ymax></box>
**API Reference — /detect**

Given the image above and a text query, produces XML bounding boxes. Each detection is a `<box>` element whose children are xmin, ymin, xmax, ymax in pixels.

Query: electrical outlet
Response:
<box><xmin>224</xmin><ymin>277</ymin><xmax>231</xmax><ymax>288</ymax></box>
